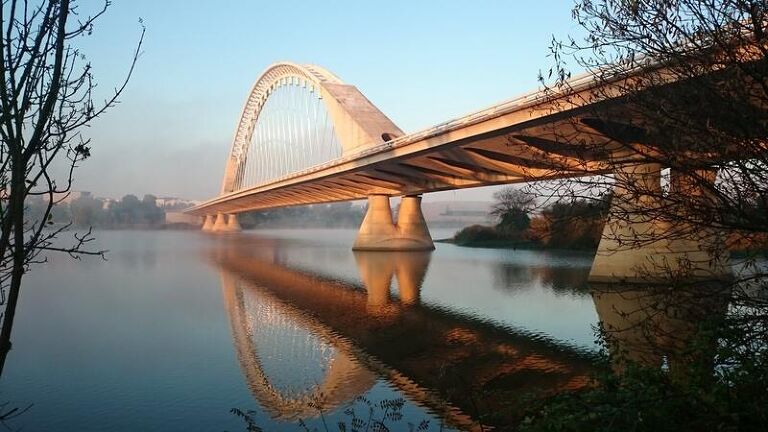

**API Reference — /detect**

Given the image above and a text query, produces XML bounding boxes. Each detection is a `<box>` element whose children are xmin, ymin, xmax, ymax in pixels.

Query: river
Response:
<box><xmin>1</xmin><ymin>229</ymin><xmax>606</xmax><ymax>431</ymax></box>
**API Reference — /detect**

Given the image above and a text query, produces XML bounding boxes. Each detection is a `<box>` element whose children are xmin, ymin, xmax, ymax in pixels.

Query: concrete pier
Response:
<box><xmin>353</xmin><ymin>195</ymin><xmax>434</xmax><ymax>251</ymax></box>
<box><xmin>205</xmin><ymin>213</ymin><xmax>242</xmax><ymax>233</ymax></box>
<box><xmin>201</xmin><ymin>215</ymin><xmax>215</xmax><ymax>232</ymax></box>
<box><xmin>211</xmin><ymin>213</ymin><xmax>228</xmax><ymax>232</ymax></box>
<box><xmin>225</xmin><ymin>214</ymin><xmax>242</xmax><ymax>232</ymax></box>
<box><xmin>589</xmin><ymin>164</ymin><xmax>730</xmax><ymax>283</ymax></box>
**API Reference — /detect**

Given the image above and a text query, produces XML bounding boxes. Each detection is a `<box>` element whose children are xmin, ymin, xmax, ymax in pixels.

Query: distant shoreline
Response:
<box><xmin>438</xmin><ymin>235</ymin><xmax>768</xmax><ymax>256</ymax></box>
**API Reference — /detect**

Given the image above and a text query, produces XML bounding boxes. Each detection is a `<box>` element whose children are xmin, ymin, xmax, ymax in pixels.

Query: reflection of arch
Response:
<box><xmin>213</xmin><ymin>248</ymin><xmax>482</xmax><ymax>430</ymax></box>
<box><xmin>222</xmin><ymin>62</ymin><xmax>403</xmax><ymax>194</ymax></box>
<box><xmin>220</xmin><ymin>271</ymin><xmax>377</xmax><ymax>420</ymax></box>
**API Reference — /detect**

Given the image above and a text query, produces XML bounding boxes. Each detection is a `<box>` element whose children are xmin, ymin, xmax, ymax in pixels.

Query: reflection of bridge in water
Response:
<box><xmin>188</xmin><ymin>60</ymin><xmax>740</xmax><ymax>283</ymax></box>
<box><xmin>221</xmin><ymin>272</ymin><xmax>377</xmax><ymax>421</ymax></box>
<box><xmin>215</xmin><ymin>236</ymin><xmax>599</xmax><ymax>430</ymax></box>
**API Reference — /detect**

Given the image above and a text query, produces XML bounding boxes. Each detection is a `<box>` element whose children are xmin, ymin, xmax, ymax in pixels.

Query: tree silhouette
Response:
<box><xmin>0</xmin><ymin>0</ymin><xmax>143</xmax><ymax>373</ymax></box>
<box><xmin>522</xmin><ymin>1</ymin><xmax>768</xmax><ymax>429</ymax></box>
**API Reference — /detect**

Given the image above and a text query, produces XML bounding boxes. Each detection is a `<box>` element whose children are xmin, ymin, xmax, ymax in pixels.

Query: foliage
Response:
<box><xmin>520</xmin><ymin>315</ymin><xmax>768</xmax><ymax>432</ymax></box>
<box><xmin>497</xmin><ymin>210</ymin><xmax>531</xmax><ymax>237</ymax></box>
<box><xmin>453</xmin><ymin>195</ymin><xmax>608</xmax><ymax>250</ymax></box>
<box><xmin>528</xmin><ymin>0</ymin><xmax>768</xmax><ymax>269</ymax></box>
<box><xmin>533</xmin><ymin>195</ymin><xmax>611</xmax><ymax>250</ymax></box>
<box><xmin>0</xmin><ymin>400</ymin><xmax>32</xmax><ymax>429</ymax></box>
<box><xmin>453</xmin><ymin>224</ymin><xmax>501</xmax><ymax>246</ymax></box>
<box><xmin>490</xmin><ymin>187</ymin><xmax>535</xmax><ymax>236</ymax></box>
<box><xmin>229</xmin><ymin>408</ymin><xmax>263</xmax><ymax>432</ymax></box>
<box><xmin>230</xmin><ymin>397</ymin><xmax>436</xmax><ymax>432</ymax></box>
<box><xmin>53</xmin><ymin>193</ymin><xmax>168</xmax><ymax>228</ymax></box>
<box><xmin>517</xmin><ymin>1</ymin><xmax>768</xmax><ymax>429</ymax></box>
<box><xmin>108</xmin><ymin>194</ymin><xmax>165</xmax><ymax>226</ymax></box>
<box><xmin>25</xmin><ymin>195</ymin><xmax>70</xmax><ymax>226</ymax></box>
<box><xmin>69</xmin><ymin>192</ymin><xmax>105</xmax><ymax>227</ymax></box>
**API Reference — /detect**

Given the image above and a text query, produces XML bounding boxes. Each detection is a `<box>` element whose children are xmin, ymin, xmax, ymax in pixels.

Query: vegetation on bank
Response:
<box><xmin>449</xmin><ymin>189</ymin><xmax>610</xmax><ymax>251</ymax></box>
<box><xmin>519</xmin><ymin>311</ymin><xmax>768</xmax><ymax>432</ymax></box>
<box><xmin>28</xmin><ymin>193</ymin><xmax>168</xmax><ymax>228</ymax></box>
<box><xmin>513</xmin><ymin>0</ymin><xmax>768</xmax><ymax>430</ymax></box>
<box><xmin>450</xmin><ymin>188</ymin><xmax>768</xmax><ymax>253</ymax></box>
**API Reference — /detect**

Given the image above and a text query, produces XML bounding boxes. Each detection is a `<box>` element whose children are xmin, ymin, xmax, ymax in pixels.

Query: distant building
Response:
<box><xmin>57</xmin><ymin>190</ymin><xmax>89</xmax><ymax>204</ymax></box>
<box><xmin>156</xmin><ymin>196</ymin><xmax>199</xmax><ymax>210</ymax></box>
<box><xmin>420</xmin><ymin>201</ymin><xmax>493</xmax><ymax>226</ymax></box>
<box><xmin>101</xmin><ymin>198</ymin><xmax>116</xmax><ymax>210</ymax></box>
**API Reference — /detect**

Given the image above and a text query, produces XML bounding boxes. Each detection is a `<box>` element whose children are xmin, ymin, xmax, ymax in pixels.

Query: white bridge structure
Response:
<box><xmin>187</xmin><ymin>61</ymin><xmax>734</xmax><ymax>282</ymax></box>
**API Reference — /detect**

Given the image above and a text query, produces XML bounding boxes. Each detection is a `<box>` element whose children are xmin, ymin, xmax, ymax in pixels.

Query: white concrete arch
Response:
<box><xmin>221</xmin><ymin>62</ymin><xmax>404</xmax><ymax>194</ymax></box>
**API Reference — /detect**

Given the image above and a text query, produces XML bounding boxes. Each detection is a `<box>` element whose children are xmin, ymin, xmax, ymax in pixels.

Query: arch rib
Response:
<box><xmin>221</xmin><ymin>62</ymin><xmax>403</xmax><ymax>194</ymax></box>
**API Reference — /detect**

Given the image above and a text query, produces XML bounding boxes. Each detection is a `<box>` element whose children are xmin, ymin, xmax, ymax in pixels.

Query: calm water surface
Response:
<box><xmin>1</xmin><ymin>229</ymin><xmax>603</xmax><ymax>431</ymax></box>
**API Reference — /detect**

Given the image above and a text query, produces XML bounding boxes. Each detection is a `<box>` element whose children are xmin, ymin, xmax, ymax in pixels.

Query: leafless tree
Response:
<box><xmin>490</xmin><ymin>187</ymin><xmax>535</xmax><ymax>220</ymax></box>
<box><xmin>512</xmin><ymin>5</ymin><xmax>768</xmax><ymax>428</ymax></box>
<box><xmin>521</xmin><ymin>0</ymin><xmax>768</xmax><ymax>372</ymax></box>
<box><xmin>0</xmin><ymin>0</ymin><xmax>143</xmax><ymax>373</ymax></box>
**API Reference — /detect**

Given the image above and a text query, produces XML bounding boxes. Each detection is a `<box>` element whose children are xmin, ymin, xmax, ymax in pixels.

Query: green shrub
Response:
<box><xmin>453</xmin><ymin>225</ymin><xmax>500</xmax><ymax>245</ymax></box>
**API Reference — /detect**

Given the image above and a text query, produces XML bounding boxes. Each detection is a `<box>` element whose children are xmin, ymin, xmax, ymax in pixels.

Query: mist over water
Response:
<box><xmin>1</xmin><ymin>229</ymin><xmax>601</xmax><ymax>431</ymax></box>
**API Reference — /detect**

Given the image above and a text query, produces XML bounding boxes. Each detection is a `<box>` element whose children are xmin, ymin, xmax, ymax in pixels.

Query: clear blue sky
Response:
<box><xmin>74</xmin><ymin>0</ymin><xmax>582</xmax><ymax>202</ymax></box>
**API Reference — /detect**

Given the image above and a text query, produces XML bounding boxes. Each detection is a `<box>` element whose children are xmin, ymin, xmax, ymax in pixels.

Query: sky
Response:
<box><xmin>72</xmin><ymin>0</ymin><xmax>583</xmax><ymax>202</ymax></box>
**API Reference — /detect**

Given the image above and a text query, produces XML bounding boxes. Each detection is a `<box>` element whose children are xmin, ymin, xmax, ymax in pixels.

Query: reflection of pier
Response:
<box><xmin>214</xmin><ymin>238</ymin><xmax>597</xmax><ymax>429</ymax></box>
<box><xmin>592</xmin><ymin>285</ymin><xmax>728</xmax><ymax>377</ymax></box>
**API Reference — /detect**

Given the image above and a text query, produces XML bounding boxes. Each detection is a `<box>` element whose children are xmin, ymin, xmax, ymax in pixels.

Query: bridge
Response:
<box><xmin>186</xmin><ymin>62</ymin><xmax>733</xmax><ymax>282</ymax></box>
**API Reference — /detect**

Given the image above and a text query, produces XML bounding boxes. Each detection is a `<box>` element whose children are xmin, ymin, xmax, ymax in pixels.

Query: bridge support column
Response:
<box><xmin>226</xmin><ymin>214</ymin><xmax>242</xmax><ymax>232</ymax></box>
<box><xmin>353</xmin><ymin>195</ymin><xmax>434</xmax><ymax>251</ymax></box>
<box><xmin>212</xmin><ymin>212</ymin><xmax>228</xmax><ymax>232</ymax></box>
<box><xmin>589</xmin><ymin>164</ymin><xmax>730</xmax><ymax>283</ymax></box>
<box><xmin>211</xmin><ymin>213</ymin><xmax>242</xmax><ymax>233</ymax></box>
<box><xmin>201</xmin><ymin>215</ymin><xmax>215</xmax><ymax>232</ymax></box>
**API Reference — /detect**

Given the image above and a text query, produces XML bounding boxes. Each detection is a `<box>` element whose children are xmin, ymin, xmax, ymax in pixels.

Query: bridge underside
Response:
<box><xmin>189</xmin><ymin>110</ymin><xmax>618</xmax><ymax>215</ymax></box>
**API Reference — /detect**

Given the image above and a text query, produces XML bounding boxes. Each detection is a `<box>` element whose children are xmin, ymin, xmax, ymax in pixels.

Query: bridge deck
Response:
<box><xmin>186</xmin><ymin>70</ymin><xmax>626</xmax><ymax>216</ymax></box>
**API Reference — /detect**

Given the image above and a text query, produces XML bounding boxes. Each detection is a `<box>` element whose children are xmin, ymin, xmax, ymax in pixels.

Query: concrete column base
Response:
<box><xmin>201</xmin><ymin>215</ymin><xmax>215</xmax><ymax>232</ymax></box>
<box><xmin>225</xmin><ymin>214</ymin><xmax>242</xmax><ymax>232</ymax></box>
<box><xmin>589</xmin><ymin>164</ymin><xmax>730</xmax><ymax>283</ymax></box>
<box><xmin>353</xmin><ymin>195</ymin><xmax>434</xmax><ymax>251</ymax></box>
<box><xmin>211</xmin><ymin>213</ymin><xmax>242</xmax><ymax>233</ymax></box>
<box><xmin>211</xmin><ymin>213</ymin><xmax>228</xmax><ymax>232</ymax></box>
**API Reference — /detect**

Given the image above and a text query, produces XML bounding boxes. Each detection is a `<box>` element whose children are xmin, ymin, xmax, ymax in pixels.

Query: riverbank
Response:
<box><xmin>436</xmin><ymin>236</ymin><xmax>545</xmax><ymax>249</ymax></box>
<box><xmin>441</xmin><ymin>225</ymin><xmax>768</xmax><ymax>256</ymax></box>
<box><xmin>444</xmin><ymin>223</ymin><xmax>600</xmax><ymax>251</ymax></box>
